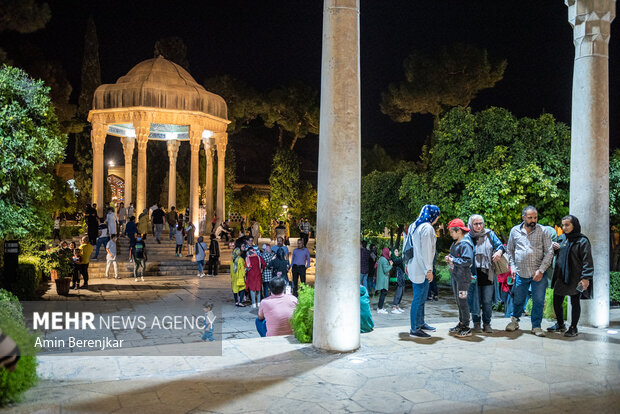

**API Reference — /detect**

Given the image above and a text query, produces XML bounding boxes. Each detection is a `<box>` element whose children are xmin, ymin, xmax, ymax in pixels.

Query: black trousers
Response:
<box><xmin>553</xmin><ymin>293</ymin><xmax>580</xmax><ymax>327</ymax></box>
<box><xmin>291</xmin><ymin>264</ymin><xmax>306</xmax><ymax>296</ymax></box>
<box><xmin>378</xmin><ymin>289</ymin><xmax>388</xmax><ymax>309</ymax></box>
<box><xmin>73</xmin><ymin>263</ymin><xmax>89</xmax><ymax>286</ymax></box>
<box><xmin>300</xmin><ymin>232</ymin><xmax>309</xmax><ymax>247</ymax></box>
<box><xmin>208</xmin><ymin>256</ymin><xmax>219</xmax><ymax>276</ymax></box>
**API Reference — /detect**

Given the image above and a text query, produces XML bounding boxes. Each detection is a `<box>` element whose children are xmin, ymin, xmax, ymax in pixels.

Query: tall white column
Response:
<box><xmin>203</xmin><ymin>138</ymin><xmax>214</xmax><ymax>222</ymax></box>
<box><xmin>567</xmin><ymin>0</ymin><xmax>615</xmax><ymax>328</ymax></box>
<box><xmin>215</xmin><ymin>134</ymin><xmax>227</xmax><ymax>226</ymax></box>
<box><xmin>91</xmin><ymin>122</ymin><xmax>106</xmax><ymax>217</ymax></box>
<box><xmin>134</xmin><ymin>122</ymin><xmax>149</xmax><ymax>215</ymax></box>
<box><xmin>167</xmin><ymin>139</ymin><xmax>181</xmax><ymax>210</ymax></box>
<box><xmin>189</xmin><ymin>126</ymin><xmax>202</xmax><ymax>235</ymax></box>
<box><xmin>313</xmin><ymin>0</ymin><xmax>361</xmax><ymax>352</ymax></box>
<box><xmin>121</xmin><ymin>136</ymin><xmax>135</xmax><ymax>207</ymax></box>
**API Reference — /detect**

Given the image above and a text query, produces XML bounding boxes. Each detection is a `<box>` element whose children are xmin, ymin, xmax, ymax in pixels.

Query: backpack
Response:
<box><xmin>134</xmin><ymin>241</ymin><xmax>145</xmax><ymax>259</ymax></box>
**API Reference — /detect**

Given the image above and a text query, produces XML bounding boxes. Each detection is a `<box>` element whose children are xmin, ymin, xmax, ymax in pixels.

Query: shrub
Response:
<box><xmin>526</xmin><ymin>288</ymin><xmax>566</xmax><ymax>320</ymax></box>
<box><xmin>4</xmin><ymin>261</ymin><xmax>45</xmax><ymax>300</ymax></box>
<box><xmin>59</xmin><ymin>225</ymin><xmax>83</xmax><ymax>240</ymax></box>
<box><xmin>290</xmin><ymin>283</ymin><xmax>314</xmax><ymax>343</ymax></box>
<box><xmin>611</xmin><ymin>272</ymin><xmax>620</xmax><ymax>305</ymax></box>
<box><xmin>0</xmin><ymin>290</ymin><xmax>39</xmax><ymax>406</ymax></box>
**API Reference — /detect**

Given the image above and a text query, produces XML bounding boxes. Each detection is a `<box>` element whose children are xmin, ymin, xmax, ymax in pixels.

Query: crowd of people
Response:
<box><xmin>388</xmin><ymin>204</ymin><xmax>594</xmax><ymax>339</ymax></box>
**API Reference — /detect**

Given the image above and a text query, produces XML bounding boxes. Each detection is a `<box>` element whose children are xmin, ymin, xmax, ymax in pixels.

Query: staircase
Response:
<box><xmin>87</xmin><ymin>236</ymin><xmax>233</xmax><ymax>279</ymax></box>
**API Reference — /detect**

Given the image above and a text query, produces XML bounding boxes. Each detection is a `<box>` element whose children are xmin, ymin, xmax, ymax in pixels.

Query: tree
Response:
<box><xmin>610</xmin><ymin>150</ymin><xmax>620</xmax><ymax>270</ymax></box>
<box><xmin>154</xmin><ymin>36</ymin><xmax>190</xmax><ymax>71</ymax></box>
<box><xmin>269</xmin><ymin>148</ymin><xmax>300</xmax><ymax>217</ymax></box>
<box><xmin>0</xmin><ymin>66</ymin><xmax>67</xmax><ymax>239</ymax></box>
<box><xmin>234</xmin><ymin>186</ymin><xmax>270</xmax><ymax>226</ymax></box>
<box><xmin>381</xmin><ymin>44</ymin><xmax>506</xmax><ymax>125</ymax></box>
<box><xmin>74</xmin><ymin>15</ymin><xmax>102</xmax><ymax>208</ymax></box>
<box><xmin>0</xmin><ymin>0</ymin><xmax>50</xmax><ymax>34</ymax></box>
<box><xmin>203</xmin><ymin>75</ymin><xmax>265</xmax><ymax>134</ymax></box>
<box><xmin>262</xmin><ymin>82</ymin><xmax>319</xmax><ymax>150</ymax></box>
<box><xmin>403</xmin><ymin>106</ymin><xmax>571</xmax><ymax>238</ymax></box>
<box><xmin>362</xmin><ymin>144</ymin><xmax>416</xmax><ymax>175</ymax></box>
<box><xmin>290</xmin><ymin>181</ymin><xmax>317</xmax><ymax>223</ymax></box>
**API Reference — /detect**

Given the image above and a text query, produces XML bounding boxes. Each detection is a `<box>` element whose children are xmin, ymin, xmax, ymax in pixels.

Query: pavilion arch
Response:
<box><xmin>87</xmin><ymin>56</ymin><xmax>230</xmax><ymax>233</ymax></box>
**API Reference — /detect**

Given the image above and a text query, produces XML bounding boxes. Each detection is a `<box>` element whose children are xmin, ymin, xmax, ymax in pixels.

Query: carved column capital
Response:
<box><xmin>202</xmin><ymin>137</ymin><xmax>215</xmax><ymax>158</ymax></box>
<box><xmin>133</xmin><ymin>121</ymin><xmax>150</xmax><ymax>151</ymax></box>
<box><xmin>167</xmin><ymin>139</ymin><xmax>181</xmax><ymax>161</ymax></box>
<box><xmin>91</xmin><ymin>122</ymin><xmax>106</xmax><ymax>153</ymax></box>
<box><xmin>189</xmin><ymin>125</ymin><xmax>203</xmax><ymax>152</ymax></box>
<box><xmin>567</xmin><ymin>0</ymin><xmax>616</xmax><ymax>58</ymax></box>
<box><xmin>121</xmin><ymin>136</ymin><xmax>135</xmax><ymax>160</ymax></box>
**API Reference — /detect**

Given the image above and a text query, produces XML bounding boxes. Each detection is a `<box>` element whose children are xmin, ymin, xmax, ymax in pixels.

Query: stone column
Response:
<box><xmin>91</xmin><ymin>122</ymin><xmax>106</xmax><ymax>217</ymax></box>
<box><xmin>189</xmin><ymin>125</ymin><xmax>202</xmax><ymax>235</ymax></box>
<box><xmin>134</xmin><ymin>122</ymin><xmax>150</xmax><ymax>215</ymax></box>
<box><xmin>215</xmin><ymin>134</ymin><xmax>227</xmax><ymax>226</ymax></box>
<box><xmin>203</xmin><ymin>138</ymin><xmax>215</xmax><ymax>223</ymax></box>
<box><xmin>166</xmin><ymin>139</ymin><xmax>181</xmax><ymax>210</ymax></box>
<box><xmin>121</xmin><ymin>136</ymin><xmax>135</xmax><ymax>207</ymax></box>
<box><xmin>313</xmin><ymin>0</ymin><xmax>361</xmax><ymax>352</ymax></box>
<box><xmin>566</xmin><ymin>0</ymin><xmax>615</xmax><ymax>328</ymax></box>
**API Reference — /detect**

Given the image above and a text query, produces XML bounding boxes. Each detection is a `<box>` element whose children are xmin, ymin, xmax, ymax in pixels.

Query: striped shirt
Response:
<box><xmin>506</xmin><ymin>223</ymin><xmax>553</xmax><ymax>279</ymax></box>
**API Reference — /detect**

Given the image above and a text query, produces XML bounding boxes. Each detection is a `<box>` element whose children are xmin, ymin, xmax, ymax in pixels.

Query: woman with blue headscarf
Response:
<box><xmin>403</xmin><ymin>204</ymin><xmax>440</xmax><ymax>339</ymax></box>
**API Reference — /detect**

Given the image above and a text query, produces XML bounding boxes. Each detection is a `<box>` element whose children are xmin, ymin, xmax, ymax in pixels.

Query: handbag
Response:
<box><xmin>486</xmin><ymin>233</ymin><xmax>510</xmax><ymax>274</ymax></box>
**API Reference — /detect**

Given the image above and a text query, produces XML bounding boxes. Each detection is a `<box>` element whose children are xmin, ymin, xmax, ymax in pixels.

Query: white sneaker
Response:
<box><xmin>505</xmin><ymin>316</ymin><xmax>519</xmax><ymax>332</ymax></box>
<box><xmin>141</xmin><ymin>276</ymin><xmax>144</xmax><ymax>282</ymax></box>
<box><xmin>134</xmin><ymin>277</ymin><xmax>138</xmax><ymax>282</ymax></box>
<box><xmin>377</xmin><ymin>308</ymin><xmax>388</xmax><ymax>314</ymax></box>
<box><xmin>198</xmin><ymin>273</ymin><xmax>205</xmax><ymax>278</ymax></box>
<box><xmin>532</xmin><ymin>327</ymin><xmax>546</xmax><ymax>337</ymax></box>
<box><xmin>391</xmin><ymin>308</ymin><xmax>403</xmax><ymax>314</ymax></box>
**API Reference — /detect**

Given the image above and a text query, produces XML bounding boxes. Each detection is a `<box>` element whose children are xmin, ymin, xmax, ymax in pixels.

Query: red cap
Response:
<box><xmin>447</xmin><ymin>218</ymin><xmax>470</xmax><ymax>232</ymax></box>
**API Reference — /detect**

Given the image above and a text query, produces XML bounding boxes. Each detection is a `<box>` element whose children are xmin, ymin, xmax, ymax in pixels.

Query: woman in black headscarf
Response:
<box><xmin>548</xmin><ymin>215</ymin><xmax>593</xmax><ymax>337</ymax></box>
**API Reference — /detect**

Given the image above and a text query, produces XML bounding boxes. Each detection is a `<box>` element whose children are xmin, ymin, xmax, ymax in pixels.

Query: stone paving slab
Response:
<box><xmin>2</xmin><ymin>319</ymin><xmax>618</xmax><ymax>414</ymax></box>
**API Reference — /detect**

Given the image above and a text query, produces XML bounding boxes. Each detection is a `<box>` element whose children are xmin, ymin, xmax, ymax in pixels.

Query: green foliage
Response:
<box><xmin>269</xmin><ymin>148</ymin><xmax>300</xmax><ymax>217</ymax></box>
<box><xmin>0</xmin><ymin>65</ymin><xmax>67</xmax><ymax>239</ymax></box>
<box><xmin>610</xmin><ymin>150</ymin><xmax>620</xmax><ymax>229</ymax></box>
<box><xmin>59</xmin><ymin>225</ymin><xmax>82</xmax><ymax>240</ymax></box>
<box><xmin>39</xmin><ymin>247</ymin><xmax>73</xmax><ymax>278</ymax></box>
<box><xmin>361</xmin><ymin>171</ymin><xmax>411</xmax><ymax>233</ymax></box>
<box><xmin>234</xmin><ymin>186</ymin><xmax>270</xmax><ymax>228</ymax></box>
<box><xmin>290</xmin><ymin>180</ymin><xmax>317</xmax><ymax>222</ymax></box>
<box><xmin>421</xmin><ymin>107</ymin><xmax>569</xmax><ymax>237</ymax></box>
<box><xmin>225</xmin><ymin>147</ymin><xmax>237</xmax><ymax>218</ymax></box>
<box><xmin>49</xmin><ymin>174</ymin><xmax>77</xmax><ymax>214</ymax></box>
<box><xmin>0</xmin><ymin>0</ymin><xmax>50</xmax><ymax>34</ymax></box>
<box><xmin>610</xmin><ymin>272</ymin><xmax>620</xmax><ymax>305</ymax></box>
<box><xmin>0</xmin><ymin>288</ymin><xmax>39</xmax><ymax>406</ymax></box>
<box><xmin>360</xmin><ymin>235</ymin><xmax>393</xmax><ymax>252</ymax></box>
<box><xmin>381</xmin><ymin>43</ymin><xmax>506</xmax><ymax>123</ymax></box>
<box><xmin>5</xmin><ymin>260</ymin><xmax>45</xmax><ymax>300</ymax></box>
<box><xmin>78</xmin><ymin>15</ymin><xmax>101</xmax><ymax>118</ymax></box>
<box><xmin>290</xmin><ymin>283</ymin><xmax>314</xmax><ymax>343</ymax></box>
<box><xmin>262</xmin><ymin>82</ymin><xmax>319</xmax><ymax>150</ymax></box>
<box><xmin>73</xmin><ymin>128</ymin><xmax>92</xmax><ymax>208</ymax></box>
<box><xmin>0</xmin><ymin>288</ymin><xmax>23</xmax><ymax>325</ymax></box>
<box><xmin>525</xmin><ymin>288</ymin><xmax>566</xmax><ymax>320</ymax></box>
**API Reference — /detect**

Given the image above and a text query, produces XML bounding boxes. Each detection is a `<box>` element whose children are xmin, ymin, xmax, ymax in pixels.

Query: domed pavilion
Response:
<box><xmin>88</xmin><ymin>56</ymin><xmax>230</xmax><ymax>231</ymax></box>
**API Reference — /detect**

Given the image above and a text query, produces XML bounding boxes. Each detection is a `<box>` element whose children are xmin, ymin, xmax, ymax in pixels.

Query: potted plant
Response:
<box><xmin>41</xmin><ymin>247</ymin><xmax>73</xmax><ymax>295</ymax></box>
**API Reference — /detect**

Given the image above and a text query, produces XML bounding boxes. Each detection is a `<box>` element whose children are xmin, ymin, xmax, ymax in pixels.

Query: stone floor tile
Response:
<box><xmin>399</xmin><ymin>388</ymin><xmax>441</xmax><ymax>404</ymax></box>
<box><xmin>268</xmin><ymin>398</ymin><xmax>330</xmax><ymax>414</ymax></box>
<box><xmin>350</xmin><ymin>389</ymin><xmax>413</xmax><ymax>413</ymax></box>
<box><xmin>317</xmin><ymin>399</ymin><xmax>367</xmax><ymax>413</ymax></box>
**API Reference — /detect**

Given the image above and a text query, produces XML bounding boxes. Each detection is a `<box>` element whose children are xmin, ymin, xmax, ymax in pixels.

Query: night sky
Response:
<box><xmin>4</xmin><ymin>0</ymin><xmax>620</xmax><ymax>162</ymax></box>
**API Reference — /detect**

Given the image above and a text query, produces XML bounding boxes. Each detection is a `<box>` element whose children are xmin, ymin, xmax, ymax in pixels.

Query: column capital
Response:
<box><xmin>213</xmin><ymin>132</ymin><xmax>228</xmax><ymax>145</ymax></box>
<box><xmin>189</xmin><ymin>124</ymin><xmax>203</xmax><ymax>152</ymax></box>
<box><xmin>567</xmin><ymin>0</ymin><xmax>616</xmax><ymax>58</ymax></box>
<box><xmin>121</xmin><ymin>136</ymin><xmax>135</xmax><ymax>159</ymax></box>
<box><xmin>216</xmin><ymin>141</ymin><xmax>227</xmax><ymax>155</ymax></box>
<box><xmin>133</xmin><ymin>120</ymin><xmax>150</xmax><ymax>151</ymax></box>
<box><xmin>202</xmin><ymin>137</ymin><xmax>215</xmax><ymax>157</ymax></box>
<box><xmin>91</xmin><ymin>122</ymin><xmax>106</xmax><ymax>152</ymax></box>
<box><xmin>167</xmin><ymin>139</ymin><xmax>181</xmax><ymax>160</ymax></box>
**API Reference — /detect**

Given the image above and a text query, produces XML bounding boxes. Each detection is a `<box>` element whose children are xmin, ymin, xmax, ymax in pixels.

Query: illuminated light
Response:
<box><xmin>202</xmin><ymin>130</ymin><xmax>213</xmax><ymax>139</ymax></box>
<box><xmin>127</xmin><ymin>128</ymin><xmax>136</xmax><ymax>138</ymax></box>
<box><xmin>608</xmin><ymin>330</ymin><xmax>618</xmax><ymax>335</ymax></box>
<box><xmin>109</xmin><ymin>161</ymin><xmax>115</xmax><ymax>167</ymax></box>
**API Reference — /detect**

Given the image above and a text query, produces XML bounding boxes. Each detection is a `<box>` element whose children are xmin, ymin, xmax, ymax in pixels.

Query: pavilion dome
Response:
<box><xmin>92</xmin><ymin>56</ymin><xmax>227</xmax><ymax>119</ymax></box>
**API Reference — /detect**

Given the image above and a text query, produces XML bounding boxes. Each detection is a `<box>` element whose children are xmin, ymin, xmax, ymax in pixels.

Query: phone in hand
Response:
<box><xmin>576</xmin><ymin>282</ymin><xmax>585</xmax><ymax>293</ymax></box>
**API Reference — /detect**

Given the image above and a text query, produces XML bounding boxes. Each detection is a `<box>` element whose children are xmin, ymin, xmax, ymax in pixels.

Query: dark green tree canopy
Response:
<box><xmin>262</xmin><ymin>82</ymin><xmax>319</xmax><ymax>150</ymax></box>
<box><xmin>381</xmin><ymin>44</ymin><xmax>506</xmax><ymax>123</ymax></box>
<box><xmin>0</xmin><ymin>0</ymin><xmax>50</xmax><ymax>34</ymax></box>
<box><xmin>0</xmin><ymin>65</ymin><xmax>67</xmax><ymax>238</ymax></box>
<box><xmin>361</xmin><ymin>171</ymin><xmax>410</xmax><ymax>233</ymax></box>
<box><xmin>203</xmin><ymin>75</ymin><xmax>266</xmax><ymax>134</ymax></box>
<box><xmin>269</xmin><ymin>148</ymin><xmax>300</xmax><ymax>217</ymax></box>
<box><xmin>154</xmin><ymin>36</ymin><xmax>190</xmax><ymax>71</ymax></box>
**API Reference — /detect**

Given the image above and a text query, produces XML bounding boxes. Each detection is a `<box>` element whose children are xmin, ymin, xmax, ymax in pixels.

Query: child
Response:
<box><xmin>105</xmin><ymin>234</ymin><xmax>119</xmax><ymax>279</ymax></box>
<box><xmin>445</xmin><ymin>218</ymin><xmax>474</xmax><ymax>337</ymax></box>
<box><xmin>175</xmin><ymin>220</ymin><xmax>185</xmax><ymax>257</ymax></box>
<box><xmin>70</xmin><ymin>245</ymin><xmax>81</xmax><ymax>289</ymax></box>
<box><xmin>201</xmin><ymin>303</ymin><xmax>216</xmax><ymax>342</ymax></box>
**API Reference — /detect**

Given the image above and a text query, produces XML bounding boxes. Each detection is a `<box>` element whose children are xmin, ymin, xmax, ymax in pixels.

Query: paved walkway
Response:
<box><xmin>3</xmin><ymin>273</ymin><xmax>619</xmax><ymax>413</ymax></box>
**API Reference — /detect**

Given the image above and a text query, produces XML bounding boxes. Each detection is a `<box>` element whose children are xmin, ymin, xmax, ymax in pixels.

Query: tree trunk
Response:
<box><xmin>389</xmin><ymin>227</ymin><xmax>394</xmax><ymax>249</ymax></box>
<box><xmin>278</xmin><ymin>128</ymin><xmax>284</xmax><ymax>147</ymax></box>
<box><xmin>290</xmin><ymin>134</ymin><xmax>299</xmax><ymax>151</ymax></box>
<box><xmin>395</xmin><ymin>224</ymin><xmax>404</xmax><ymax>248</ymax></box>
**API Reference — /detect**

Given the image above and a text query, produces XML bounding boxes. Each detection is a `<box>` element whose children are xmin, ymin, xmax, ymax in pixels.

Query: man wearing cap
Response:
<box><xmin>505</xmin><ymin>206</ymin><xmax>554</xmax><ymax>337</ymax></box>
<box><xmin>445</xmin><ymin>218</ymin><xmax>475</xmax><ymax>337</ymax></box>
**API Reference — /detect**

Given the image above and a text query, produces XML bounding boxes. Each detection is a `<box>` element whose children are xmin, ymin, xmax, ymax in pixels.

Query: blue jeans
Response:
<box><xmin>511</xmin><ymin>275</ymin><xmax>548</xmax><ymax>329</ymax></box>
<box><xmin>196</xmin><ymin>259</ymin><xmax>204</xmax><ymax>274</ymax></box>
<box><xmin>255</xmin><ymin>318</ymin><xmax>267</xmax><ymax>337</ymax></box>
<box><xmin>360</xmin><ymin>273</ymin><xmax>368</xmax><ymax>289</ymax></box>
<box><xmin>468</xmin><ymin>284</ymin><xmax>494</xmax><ymax>324</ymax></box>
<box><xmin>368</xmin><ymin>274</ymin><xmax>376</xmax><ymax>293</ymax></box>
<box><xmin>169</xmin><ymin>224</ymin><xmax>176</xmax><ymax>240</ymax></box>
<box><xmin>410</xmin><ymin>279</ymin><xmax>429</xmax><ymax>332</ymax></box>
<box><xmin>92</xmin><ymin>236</ymin><xmax>109</xmax><ymax>259</ymax></box>
<box><xmin>201</xmin><ymin>328</ymin><xmax>214</xmax><ymax>341</ymax></box>
<box><xmin>263</xmin><ymin>281</ymin><xmax>270</xmax><ymax>298</ymax></box>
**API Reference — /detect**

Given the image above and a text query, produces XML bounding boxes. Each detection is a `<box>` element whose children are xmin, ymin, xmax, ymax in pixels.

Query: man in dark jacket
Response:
<box><xmin>445</xmin><ymin>218</ymin><xmax>474</xmax><ymax>337</ymax></box>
